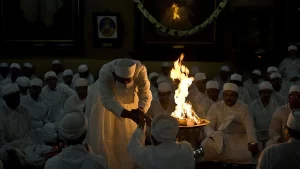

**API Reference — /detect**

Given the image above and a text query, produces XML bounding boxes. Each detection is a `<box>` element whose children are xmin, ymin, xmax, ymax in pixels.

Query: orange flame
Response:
<box><xmin>172</xmin><ymin>3</ymin><xmax>180</xmax><ymax>19</ymax></box>
<box><xmin>170</xmin><ymin>54</ymin><xmax>200</xmax><ymax>125</ymax></box>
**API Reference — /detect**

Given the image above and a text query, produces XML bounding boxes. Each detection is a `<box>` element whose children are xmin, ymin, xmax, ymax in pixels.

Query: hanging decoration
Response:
<box><xmin>133</xmin><ymin>0</ymin><xmax>228</xmax><ymax>37</ymax></box>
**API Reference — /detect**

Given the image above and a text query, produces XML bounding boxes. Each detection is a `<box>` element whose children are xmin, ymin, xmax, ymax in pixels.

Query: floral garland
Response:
<box><xmin>133</xmin><ymin>0</ymin><xmax>228</xmax><ymax>37</ymax></box>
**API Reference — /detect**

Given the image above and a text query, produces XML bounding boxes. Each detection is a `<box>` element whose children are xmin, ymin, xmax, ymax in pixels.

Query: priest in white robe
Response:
<box><xmin>213</xmin><ymin>66</ymin><xmax>230</xmax><ymax>90</ymax></box>
<box><xmin>243</xmin><ymin>69</ymin><xmax>263</xmax><ymax>100</ymax></box>
<box><xmin>269</xmin><ymin>72</ymin><xmax>289</xmax><ymax>106</ymax></box>
<box><xmin>279</xmin><ymin>45</ymin><xmax>300</xmax><ymax>84</ymax></box>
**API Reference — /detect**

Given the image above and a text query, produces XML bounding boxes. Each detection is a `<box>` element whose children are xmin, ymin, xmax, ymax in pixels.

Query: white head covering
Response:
<box><xmin>63</xmin><ymin>69</ymin><xmax>73</xmax><ymax>77</ymax></box>
<box><xmin>220</xmin><ymin>66</ymin><xmax>229</xmax><ymax>72</ymax></box>
<box><xmin>114</xmin><ymin>58</ymin><xmax>136</xmax><ymax>78</ymax></box>
<box><xmin>252</xmin><ymin>69</ymin><xmax>261</xmax><ymax>76</ymax></box>
<box><xmin>158</xmin><ymin>82</ymin><xmax>172</xmax><ymax>92</ymax></box>
<box><xmin>1</xmin><ymin>83</ymin><xmax>19</xmax><ymax>97</ymax></box>
<box><xmin>23</xmin><ymin>63</ymin><xmax>33</xmax><ymax>68</ymax></box>
<box><xmin>206</xmin><ymin>80</ymin><xmax>219</xmax><ymax>90</ymax></box>
<box><xmin>267</xmin><ymin>66</ymin><xmax>278</xmax><ymax>73</ymax></box>
<box><xmin>75</xmin><ymin>78</ymin><xmax>88</xmax><ymax>87</ymax></box>
<box><xmin>270</xmin><ymin>72</ymin><xmax>282</xmax><ymax>79</ymax></box>
<box><xmin>149</xmin><ymin>72</ymin><xmax>159</xmax><ymax>80</ymax></box>
<box><xmin>78</xmin><ymin>64</ymin><xmax>88</xmax><ymax>73</ymax></box>
<box><xmin>16</xmin><ymin>77</ymin><xmax>30</xmax><ymax>87</ymax></box>
<box><xmin>161</xmin><ymin>62</ymin><xmax>171</xmax><ymax>67</ymax></box>
<box><xmin>0</xmin><ymin>63</ymin><xmax>8</xmax><ymax>68</ymax></box>
<box><xmin>156</xmin><ymin>76</ymin><xmax>168</xmax><ymax>85</ymax></box>
<box><xmin>44</xmin><ymin>71</ymin><xmax>57</xmax><ymax>80</ymax></box>
<box><xmin>59</xmin><ymin>112</ymin><xmax>88</xmax><ymax>140</ymax></box>
<box><xmin>52</xmin><ymin>60</ymin><xmax>60</xmax><ymax>65</ymax></box>
<box><xmin>288</xmin><ymin>45</ymin><xmax>298</xmax><ymax>51</ymax></box>
<box><xmin>223</xmin><ymin>83</ymin><xmax>239</xmax><ymax>92</ymax></box>
<box><xmin>259</xmin><ymin>81</ymin><xmax>273</xmax><ymax>91</ymax></box>
<box><xmin>230</xmin><ymin>73</ymin><xmax>242</xmax><ymax>82</ymax></box>
<box><xmin>190</xmin><ymin>66</ymin><xmax>199</xmax><ymax>76</ymax></box>
<box><xmin>287</xmin><ymin>110</ymin><xmax>300</xmax><ymax>130</ymax></box>
<box><xmin>151</xmin><ymin>114</ymin><xmax>179</xmax><ymax>143</ymax></box>
<box><xmin>30</xmin><ymin>78</ymin><xmax>43</xmax><ymax>87</ymax></box>
<box><xmin>289</xmin><ymin>85</ymin><xmax>300</xmax><ymax>94</ymax></box>
<box><xmin>10</xmin><ymin>63</ymin><xmax>20</xmax><ymax>69</ymax></box>
<box><xmin>194</xmin><ymin>73</ymin><xmax>206</xmax><ymax>81</ymax></box>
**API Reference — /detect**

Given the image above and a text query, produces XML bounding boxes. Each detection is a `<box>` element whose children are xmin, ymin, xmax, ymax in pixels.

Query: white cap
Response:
<box><xmin>206</xmin><ymin>80</ymin><xmax>219</xmax><ymax>90</ymax></box>
<box><xmin>230</xmin><ymin>73</ymin><xmax>242</xmax><ymax>82</ymax></box>
<box><xmin>151</xmin><ymin>114</ymin><xmax>179</xmax><ymax>143</ymax></box>
<box><xmin>52</xmin><ymin>60</ymin><xmax>60</xmax><ymax>65</ymax></box>
<box><xmin>0</xmin><ymin>63</ymin><xmax>8</xmax><ymax>68</ymax></box>
<box><xmin>1</xmin><ymin>83</ymin><xmax>19</xmax><ymax>97</ymax></box>
<box><xmin>10</xmin><ymin>63</ymin><xmax>20</xmax><ymax>69</ymax></box>
<box><xmin>289</xmin><ymin>85</ymin><xmax>300</xmax><ymax>94</ymax></box>
<box><xmin>44</xmin><ymin>71</ymin><xmax>57</xmax><ymax>80</ymax></box>
<box><xmin>78</xmin><ymin>64</ymin><xmax>88</xmax><ymax>73</ymax></box>
<box><xmin>23</xmin><ymin>63</ymin><xmax>33</xmax><ymax>68</ymax></box>
<box><xmin>63</xmin><ymin>69</ymin><xmax>73</xmax><ymax>77</ymax></box>
<box><xmin>259</xmin><ymin>81</ymin><xmax>273</xmax><ymax>91</ymax></box>
<box><xmin>156</xmin><ymin>76</ymin><xmax>169</xmax><ymax>85</ymax></box>
<box><xmin>220</xmin><ymin>66</ymin><xmax>229</xmax><ymax>72</ymax></box>
<box><xmin>75</xmin><ymin>78</ymin><xmax>88</xmax><ymax>87</ymax></box>
<box><xmin>270</xmin><ymin>72</ymin><xmax>282</xmax><ymax>79</ymax></box>
<box><xmin>16</xmin><ymin>77</ymin><xmax>30</xmax><ymax>87</ymax></box>
<box><xmin>30</xmin><ymin>78</ymin><xmax>43</xmax><ymax>87</ymax></box>
<box><xmin>59</xmin><ymin>112</ymin><xmax>88</xmax><ymax>140</ymax></box>
<box><xmin>190</xmin><ymin>66</ymin><xmax>199</xmax><ymax>76</ymax></box>
<box><xmin>252</xmin><ymin>69</ymin><xmax>261</xmax><ymax>76</ymax></box>
<box><xmin>267</xmin><ymin>66</ymin><xmax>278</xmax><ymax>73</ymax></box>
<box><xmin>114</xmin><ymin>59</ymin><xmax>136</xmax><ymax>78</ymax></box>
<box><xmin>194</xmin><ymin>73</ymin><xmax>206</xmax><ymax>81</ymax></box>
<box><xmin>158</xmin><ymin>82</ymin><xmax>172</xmax><ymax>92</ymax></box>
<box><xmin>288</xmin><ymin>45</ymin><xmax>298</xmax><ymax>51</ymax></box>
<box><xmin>287</xmin><ymin>110</ymin><xmax>300</xmax><ymax>130</ymax></box>
<box><xmin>149</xmin><ymin>72</ymin><xmax>159</xmax><ymax>80</ymax></box>
<box><xmin>223</xmin><ymin>83</ymin><xmax>239</xmax><ymax>92</ymax></box>
<box><xmin>161</xmin><ymin>62</ymin><xmax>171</xmax><ymax>67</ymax></box>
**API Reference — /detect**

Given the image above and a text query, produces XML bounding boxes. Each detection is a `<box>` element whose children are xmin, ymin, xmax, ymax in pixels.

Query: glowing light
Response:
<box><xmin>172</xmin><ymin>3</ymin><xmax>180</xmax><ymax>20</ymax></box>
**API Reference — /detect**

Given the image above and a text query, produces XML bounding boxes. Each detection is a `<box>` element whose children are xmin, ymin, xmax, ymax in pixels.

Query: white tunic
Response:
<box><xmin>72</xmin><ymin>73</ymin><xmax>95</xmax><ymax>86</ymax></box>
<box><xmin>45</xmin><ymin>144</ymin><xmax>107</xmax><ymax>169</ymax></box>
<box><xmin>243</xmin><ymin>79</ymin><xmax>262</xmax><ymax>100</ymax></box>
<box><xmin>278</xmin><ymin>58</ymin><xmax>300</xmax><ymax>80</ymax></box>
<box><xmin>271</xmin><ymin>85</ymin><xmax>289</xmax><ymax>106</ymax></box>
<box><xmin>146</xmin><ymin>99</ymin><xmax>175</xmax><ymax>119</ymax></box>
<box><xmin>89</xmin><ymin>59</ymin><xmax>152</xmax><ymax>169</ymax></box>
<box><xmin>64</xmin><ymin>94</ymin><xmax>86</xmax><ymax>114</ymax></box>
<box><xmin>257</xmin><ymin>138</ymin><xmax>300</xmax><ymax>169</ymax></box>
<box><xmin>249</xmin><ymin>98</ymin><xmax>279</xmax><ymax>142</ymax></box>
<box><xmin>20</xmin><ymin>95</ymin><xmax>50</xmax><ymax>130</ymax></box>
<box><xmin>266</xmin><ymin>105</ymin><xmax>290</xmax><ymax>147</ymax></box>
<box><xmin>219</xmin><ymin>87</ymin><xmax>252</xmax><ymax>105</ymax></box>
<box><xmin>40</xmin><ymin>83</ymin><xmax>76</xmax><ymax>122</ymax></box>
<box><xmin>213</xmin><ymin>76</ymin><xmax>229</xmax><ymax>90</ymax></box>
<box><xmin>127</xmin><ymin>128</ymin><xmax>195</xmax><ymax>169</ymax></box>
<box><xmin>202</xmin><ymin>101</ymin><xmax>257</xmax><ymax>163</ymax></box>
<box><xmin>0</xmin><ymin>77</ymin><xmax>17</xmax><ymax>85</ymax></box>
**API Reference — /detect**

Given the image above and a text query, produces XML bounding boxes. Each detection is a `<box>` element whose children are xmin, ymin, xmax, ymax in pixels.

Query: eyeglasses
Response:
<box><xmin>289</xmin><ymin>94</ymin><xmax>300</xmax><ymax>99</ymax></box>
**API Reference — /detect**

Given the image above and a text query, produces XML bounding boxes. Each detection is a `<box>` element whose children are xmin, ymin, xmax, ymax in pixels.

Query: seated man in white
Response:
<box><xmin>72</xmin><ymin>64</ymin><xmax>94</xmax><ymax>86</ymax></box>
<box><xmin>249</xmin><ymin>81</ymin><xmax>279</xmax><ymax>147</ymax></box>
<box><xmin>213</xmin><ymin>66</ymin><xmax>230</xmax><ymax>90</ymax></box>
<box><xmin>148</xmin><ymin>72</ymin><xmax>159</xmax><ymax>97</ymax></box>
<box><xmin>202</xmin><ymin>83</ymin><xmax>258</xmax><ymax>163</ymax></box>
<box><xmin>243</xmin><ymin>69</ymin><xmax>262</xmax><ymax>100</ymax></box>
<box><xmin>257</xmin><ymin>110</ymin><xmax>300</xmax><ymax>169</ymax></box>
<box><xmin>45</xmin><ymin>112</ymin><xmax>107</xmax><ymax>169</ymax></box>
<box><xmin>266</xmin><ymin>85</ymin><xmax>300</xmax><ymax>147</ymax></box>
<box><xmin>16</xmin><ymin>76</ymin><xmax>30</xmax><ymax>98</ymax></box>
<box><xmin>269</xmin><ymin>72</ymin><xmax>289</xmax><ymax>106</ymax></box>
<box><xmin>127</xmin><ymin>113</ymin><xmax>195</xmax><ymax>169</ymax></box>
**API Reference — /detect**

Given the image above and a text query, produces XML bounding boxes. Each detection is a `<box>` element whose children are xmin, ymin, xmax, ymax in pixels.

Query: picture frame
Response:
<box><xmin>0</xmin><ymin>0</ymin><xmax>84</xmax><ymax>57</ymax></box>
<box><xmin>92</xmin><ymin>12</ymin><xmax>124</xmax><ymax>48</ymax></box>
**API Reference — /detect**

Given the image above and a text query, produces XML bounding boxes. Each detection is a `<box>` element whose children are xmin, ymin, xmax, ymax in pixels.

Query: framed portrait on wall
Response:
<box><xmin>92</xmin><ymin>12</ymin><xmax>124</xmax><ymax>48</ymax></box>
<box><xmin>0</xmin><ymin>0</ymin><xmax>84</xmax><ymax>57</ymax></box>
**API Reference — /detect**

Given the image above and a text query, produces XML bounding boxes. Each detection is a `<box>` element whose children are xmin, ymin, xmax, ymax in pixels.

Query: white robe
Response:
<box><xmin>266</xmin><ymin>104</ymin><xmax>290</xmax><ymax>147</ymax></box>
<box><xmin>213</xmin><ymin>76</ymin><xmax>229</xmax><ymax>90</ymax></box>
<box><xmin>64</xmin><ymin>94</ymin><xmax>86</xmax><ymax>113</ymax></box>
<box><xmin>40</xmin><ymin>83</ymin><xmax>76</xmax><ymax>122</ymax></box>
<box><xmin>202</xmin><ymin>101</ymin><xmax>257</xmax><ymax>163</ymax></box>
<box><xmin>56</xmin><ymin>72</ymin><xmax>64</xmax><ymax>83</ymax></box>
<box><xmin>0</xmin><ymin>77</ymin><xmax>18</xmax><ymax>85</ymax></box>
<box><xmin>243</xmin><ymin>79</ymin><xmax>262</xmax><ymax>100</ymax></box>
<box><xmin>44</xmin><ymin>144</ymin><xmax>107</xmax><ymax>169</ymax></box>
<box><xmin>219</xmin><ymin>87</ymin><xmax>252</xmax><ymax>105</ymax></box>
<box><xmin>249</xmin><ymin>98</ymin><xmax>279</xmax><ymax>143</ymax></box>
<box><xmin>146</xmin><ymin>99</ymin><xmax>175</xmax><ymax>119</ymax></box>
<box><xmin>278</xmin><ymin>58</ymin><xmax>300</xmax><ymax>80</ymax></box>
<box><xmin>127</xmin><ymin>128</ymin><xmax>195</xmax><ymax>169</ymax></box>
<box><xmin>271</xmin><ymin>85</ymin><xmax>289</xmax><ymax>106</ymax></box>
<box><xmin>89</xmin><ymin>59</ymin><xmax>152</xmax><ymax>169</ymax></box>
<box><xmin>72</xmin><ymin>73</ymin><xmax>95</xmax><ymax>86</ymax></box>
<box><xmin>257</xmin><ymin>138</ymin><xmax>300</xmax><ymax>169</ymax></box>
<box><xmin>20</xmin><ymin>95</ymin><xmax>50</xmax><ymax>130</ymax></box>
